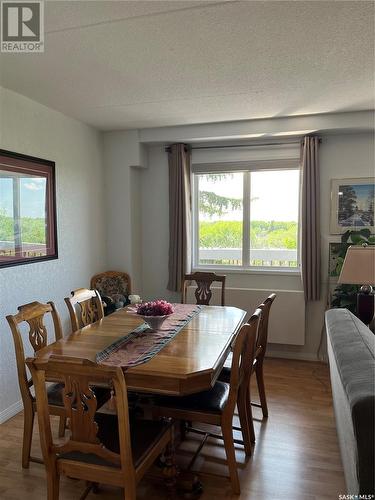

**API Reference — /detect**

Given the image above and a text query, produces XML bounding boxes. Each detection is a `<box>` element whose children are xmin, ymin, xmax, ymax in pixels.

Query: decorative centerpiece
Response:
<box><xmin>136</xmin><ymin>300</ymin><xmax>174</xmax><ymax>331</ymax></box>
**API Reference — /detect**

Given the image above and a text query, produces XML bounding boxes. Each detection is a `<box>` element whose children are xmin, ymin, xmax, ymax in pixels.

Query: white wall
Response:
<box><xmin>0</xmin><ymin>88</ymin><xmax>107</xmax><ymax>421</ymax></box>
<box><xmin>141</xmin><ymin>132</ymin><xmax>374</xmax><ymax>360</ymax></box>
<box><xmin>102</xmin><ymin>131</ymin><xmax>145</xmax><ymax>293</ymax></box>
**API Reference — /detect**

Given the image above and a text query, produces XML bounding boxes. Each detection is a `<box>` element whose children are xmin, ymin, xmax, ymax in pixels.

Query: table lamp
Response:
<box><xmin>338</xmin><ymin>244</ymin><xmax>375</xmax><ymax>325</ymax></box>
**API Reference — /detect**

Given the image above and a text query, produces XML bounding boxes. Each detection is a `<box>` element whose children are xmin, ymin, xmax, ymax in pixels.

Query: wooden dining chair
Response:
<box><xmin>6</xmin><ymin>301</ymin><xmax>67</xmax><ymax>468</ymax></box>
<box><xmin>152</xmin><ymin>310</ymin><xmax>261</xmax><ymax>494</ymax></box>
<box><xmin>182</xmin><ymin>272</ymin><xmax>226</xmax><ymax>306</ymax></box>
<box><xmin>252</xmin><ymin>293</ymin><xmax>276</xmax><ymax>418</ymax></box>
<box><xmin>64</xmin><ymin>288</ymin><xmax>104</xmax><ymax>332</ymax></box>
<box><xmin>26</xmin><ymin>355</ymin><xmax>174</xmax><ymax>500</ymax></box>
<box><xmin>219</xmin><ymin>293</ymin><xmax>276</xmax><ymax>442</ymax></box>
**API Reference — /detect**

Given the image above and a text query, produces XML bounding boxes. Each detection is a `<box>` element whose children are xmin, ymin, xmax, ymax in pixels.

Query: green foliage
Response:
<box><xmin>341</xmin><ymin>228</ymin><xmax>373</xmax><ymax>245</ymax></box>
<box><xmin>338</xmin><ymin>185</ymin><xmax>357</xmax><ymax>219</ymax></box>
<box><xmin>21</xmin><ymin>217</ymin><xmax>46</xmax><ymax>243</ymax></box>
<box><xmin>199</xmin><ymin>220</ymin><xmax>297</xmax><ymax>249</ymax></box>
<box><xmin>200</xmin><ymin>221</ymin><xmax>242</xmax><ymax>247</ymax></box>
<box><xmin>199</xmin><ymin>173</ymin><xmax>243</xmax><ymax>217</ymax></box>
<box><xmin>0</xmin><ymin>214</ymin><xmax>45</xmax><ymax>243</ymax></box>
<box><xmin>250</xmin><ymin>221</ymin><xmax>297</xmax><ymax>249</ymax></box>
<box><xmin>204</xmin><ymin>173</ymin><xmax>233</xmax><ymax>182</ymax></box>
<box><xmin>0</xmin><ymin>213</ymin><xmax>13</xmax><ymax>241</ymax></box>
<box><xmin>199</xmin><ymin>191</ymin><xmax>242</xmax><ymax>217</ymax></box>
<box><xmin>331</xmin><ymin>284</ymin><xmax>360</xmax><ymax>313</ymax></box>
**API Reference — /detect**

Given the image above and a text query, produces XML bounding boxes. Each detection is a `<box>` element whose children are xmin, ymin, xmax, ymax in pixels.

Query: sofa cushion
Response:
<box><xmin>325</xmin><ymin>308</ymin><xmax>375</xmax><ymax>495</ymax></box>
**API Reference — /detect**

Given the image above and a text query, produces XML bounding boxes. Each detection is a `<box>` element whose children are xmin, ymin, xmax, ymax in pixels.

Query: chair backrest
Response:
<box><xmin>64</xmin><ymin>288</ymin><xmax>104</xmax><ymax>332</ymax></box>
<box><xmin>255</xmin><ymin>293</ymin><xmax>276</xmax><ymax>361</ymax></box>
<box><xmin>224</xmin><ymin>309</ymin><xmax>261</xmax><ymax>416</ymax></box>
<box><xmin>90</xmin><ymin>271</ymin><xmax>131</xmax><ymax>303</ymax></box>
<box><xmin>26</xmin><ymin>355</ymin><xmax>135</xmax><ymax>482</ymax></box>
<box><xmin>6</xmin><ymin>301</ymin><xmax>63</xmax><ymax>407</ymax></box>
<box><xmin>182</xmin><ymin>272</ymin><xmax>226</xmax><ymax>306</ymax></box>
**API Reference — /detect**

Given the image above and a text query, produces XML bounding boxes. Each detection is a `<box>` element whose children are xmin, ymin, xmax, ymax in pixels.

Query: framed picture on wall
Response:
<box><xmin>330</xmin><ymin>177</ymin><xmax>375</xmax><ymax>234</ymax></box>
<box><xmin>0</xmin><ymin>149</ymin><xmax>58</xmax><ymax>268</ymax></box>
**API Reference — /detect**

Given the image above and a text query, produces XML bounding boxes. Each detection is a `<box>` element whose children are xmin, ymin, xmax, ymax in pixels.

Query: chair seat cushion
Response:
<box><xmin>219</xmin><ymin>357</ymin><xmax>257</xmax><ymax>384</ymax></box>
<box><xmin>218</xmin><ymin>366</ymin><xmax>231</xmax><ymax>384</ymax></box>
<box><xmin>155</xmin><ymin>381</ymin><xmax>230</xmax><ymax>414</ymax></box>
<box><xmin>45</xmin><ymin>382</ymin><xmax>65</xmax><ymax>406</ymax></box>
<box><xmin>59</xmin><ymin>414</ymin><xmax>171</xmax><ymax>468</ymax></box>
<box><xmin>44</xmin><ymin>383</ymin><xmax>110</xmax><ymax>408</ymax></box>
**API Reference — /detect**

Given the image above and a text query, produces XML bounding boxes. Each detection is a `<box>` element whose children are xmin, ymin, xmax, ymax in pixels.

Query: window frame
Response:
<box><xmin>192</xmin><ymin>159</ymin><xmax>301</xmax><ymax>274</ymax></box>
<box><xmin>0</xmin><ymin>149</ymin><xmax>58</xmax><ymax>269</ymax></box>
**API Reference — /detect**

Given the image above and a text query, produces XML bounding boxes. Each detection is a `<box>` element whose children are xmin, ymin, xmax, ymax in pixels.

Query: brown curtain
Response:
<box><xmin>300</xmin><ymin>136</ymin><xmax>321</xmax><ymax>301</ymax></box>
<box><xmin>167</xmin><ymin>144</ymin><xmax>192</xmax><ymax>292</ymax></box>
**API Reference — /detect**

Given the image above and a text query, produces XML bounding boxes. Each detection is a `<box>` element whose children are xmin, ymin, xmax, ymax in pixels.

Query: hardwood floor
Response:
<box><xmin>0</xmin><ymin>359</ymin><xmax>345</xmax><ymax>499</ymax></box>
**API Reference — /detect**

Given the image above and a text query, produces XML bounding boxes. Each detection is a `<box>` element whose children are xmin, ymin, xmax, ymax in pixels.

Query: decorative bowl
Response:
<box><xmin>135</xmin><ymin>300</ymin><xmax>174</xmax><ymax>331</ymax></box>
<box><xmin>139</xmin><ymin>314</ymin><xmax>170</xmax><ymax>331</ymax></box>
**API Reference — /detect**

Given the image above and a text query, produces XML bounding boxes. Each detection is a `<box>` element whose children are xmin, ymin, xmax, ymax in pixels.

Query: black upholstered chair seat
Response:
<box><xmin>59</xmin><ymin>414</ymin><xmax>171</xmax><ymax>469</ymax></box>
<box><xmin>218</xmin><ymin>366</ymin><xmax>231</xmax><ymax>384</ymax></box>
<box><xmin>155</xmin><ymin>381</ymin><xmax>230</xmax><ymax>414</ymax></box>
<box><xmin>36</xmin><ymin>383</ymin><xmax>110</xmax><ymax>408</ymax></box>
<box><xmin>219</xmin><ymin>357</ymin><xmax>256</xmax><ymax>384</ymax></box>
<box><xmin>44</xmin><ymin>382</ymin><xmax>65</xmax><ymax>406</ymax></box>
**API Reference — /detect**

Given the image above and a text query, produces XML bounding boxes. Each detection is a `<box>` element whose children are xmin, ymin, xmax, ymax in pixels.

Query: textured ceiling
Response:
<box><xmin>0</xmin><ymin>0</ymin><xmax>374</xmax><ymax>130</ymax></box>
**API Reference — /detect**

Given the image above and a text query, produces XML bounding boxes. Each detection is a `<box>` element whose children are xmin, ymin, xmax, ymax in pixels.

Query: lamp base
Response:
<box><xmin>357</xmin><ymin>292</ymin><xmax>375</xmax><ymax>326</ymax></box>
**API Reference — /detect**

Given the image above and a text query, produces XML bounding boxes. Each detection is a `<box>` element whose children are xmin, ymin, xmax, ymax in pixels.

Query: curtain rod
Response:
<box><xmin>165</xmin><ymin>138</ymin><xmax>321</xmax><ymax>152</ymax></box>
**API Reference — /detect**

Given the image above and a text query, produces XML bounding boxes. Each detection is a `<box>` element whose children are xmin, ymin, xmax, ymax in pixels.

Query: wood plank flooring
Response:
<box><xmin>0</xmin><ymin>359</ymin><xmax>346</xmax><ymax>499</ymax></box>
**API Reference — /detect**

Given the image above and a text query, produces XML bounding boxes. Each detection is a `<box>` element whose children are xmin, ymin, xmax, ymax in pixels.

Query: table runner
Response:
<box><xmin>96</xmin><ymin>304</ymin><xmax>202</xmax><ymax>368</ymax></box>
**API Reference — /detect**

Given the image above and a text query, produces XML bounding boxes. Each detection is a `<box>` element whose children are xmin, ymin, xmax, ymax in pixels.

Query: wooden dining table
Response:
<box><xmin>36</xmin><ymin>305</ymin><xmax>247</xmax><ymax>396</ymax></box>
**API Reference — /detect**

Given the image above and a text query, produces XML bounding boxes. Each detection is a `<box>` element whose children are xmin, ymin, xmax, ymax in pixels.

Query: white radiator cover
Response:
<box><xmin>186</xmin><ymin>287</ymin><xmax>305</xmax><ymax>345</ymax></box>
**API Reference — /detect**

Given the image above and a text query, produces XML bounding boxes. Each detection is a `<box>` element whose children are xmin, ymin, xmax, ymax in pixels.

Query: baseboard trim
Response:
<box><xmin>266</xmin><ymin>350</ymin><xmax>320</xmax><ymax>362</ymax></box>
<box><xmin>0</xmin><ymin>399</ymin><xmax>23</xmax><ymax>424</ymax></box>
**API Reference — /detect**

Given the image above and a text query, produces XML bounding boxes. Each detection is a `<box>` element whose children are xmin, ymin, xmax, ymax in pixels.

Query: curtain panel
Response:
<box><xmin>167</xmin><ymin>144</ymin><xmax>192</xmax><ymax>292</ymax></box>
<box><xmin>300</xmin><ymin>136</ymin><xmax>321</xmax><ymax>301</ymax></box>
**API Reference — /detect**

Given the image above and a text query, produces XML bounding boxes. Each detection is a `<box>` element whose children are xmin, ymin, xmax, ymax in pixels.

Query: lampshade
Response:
<box><xmin>338</xmin><ymin>245</ymin><xmax>375</xmax><ymax>285</ymax></box>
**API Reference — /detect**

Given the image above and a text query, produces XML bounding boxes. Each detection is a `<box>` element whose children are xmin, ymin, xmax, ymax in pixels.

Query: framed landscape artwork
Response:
<box><xmin>330</xmin><ymin>177</ymin><xmax>375</xmax><ymax>234</ymax></box>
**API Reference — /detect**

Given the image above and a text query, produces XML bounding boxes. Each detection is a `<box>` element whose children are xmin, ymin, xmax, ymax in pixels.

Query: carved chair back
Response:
<box><xmin>6</xmin><ymin>301</ymin><xmax>63</xmax><ymax>408</ymax></box>
<box><xmin>26</xmin><ymin>356</ymin><xmax>134</xmax><ymax>483</ymax></box>
<box><xmin>255</xmin><ymin>293</ymin><xmax>276</xmax><ymax>362</ymax></box>
<box><xmin>90</xmin><ymin>271</ymin><xmax>131</xmax><ymax>305</ymax></box>
<box><xmin>64</xmin><ymin>288</ymin><xmax>104</xmax><ymax>332</ymax></box>
<box><xmin>182</xmin><ymin>272</ymin><xmax>226</xmax><ymax>306</ymax></box>
<box><xmin>224</xmin><ymin>309</ymin><xmax>261</xmax><ymax>418</ymax></box>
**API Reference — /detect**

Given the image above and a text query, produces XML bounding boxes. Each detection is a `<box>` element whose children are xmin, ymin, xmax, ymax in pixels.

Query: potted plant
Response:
<box><xmin>331</xmin><ymin>229</ymin><xmax>375</xmax><ymax>313</ymax></box>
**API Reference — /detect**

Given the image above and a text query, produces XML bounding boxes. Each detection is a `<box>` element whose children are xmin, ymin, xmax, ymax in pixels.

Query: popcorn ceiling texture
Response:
<box><xmin>0</xmin><ymin>88</ymin><xmax>107</xmax><ymax>418</ymax></box>
<box><xmin>0</xmin><ymin>1</ymin><xmax>373</xmax><ymax>130</ymax></box>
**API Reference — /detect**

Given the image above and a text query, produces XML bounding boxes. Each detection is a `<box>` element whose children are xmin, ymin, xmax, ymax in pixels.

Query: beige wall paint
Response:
<box><xmin>0</xmin><ymin>88</ymin><xmax>106</xmax><ymax>420</ymax></box>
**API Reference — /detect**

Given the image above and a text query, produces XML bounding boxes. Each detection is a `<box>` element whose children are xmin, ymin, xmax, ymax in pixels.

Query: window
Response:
<box><xmin>0</xmin><ymin>150</ymin><xmax>57</xmax><ymax>268</ymax></box>
<box><xmin>193</xmin><ymin>164</ymin><xmax>300</xmax><ymax>271</ymax></box>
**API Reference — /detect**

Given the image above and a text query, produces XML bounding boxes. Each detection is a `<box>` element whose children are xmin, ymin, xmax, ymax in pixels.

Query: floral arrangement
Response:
<box><xmin>136</xmin><ymin>299</ymin><xmax>174</xmax><ymax>317</ymax></box>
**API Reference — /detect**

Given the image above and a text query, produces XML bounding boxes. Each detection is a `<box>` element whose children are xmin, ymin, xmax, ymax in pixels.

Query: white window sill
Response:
<box><xmin>192</xmin><ymin>266</ymin><xmax>301</xmax><ymax>277</ymax></box>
